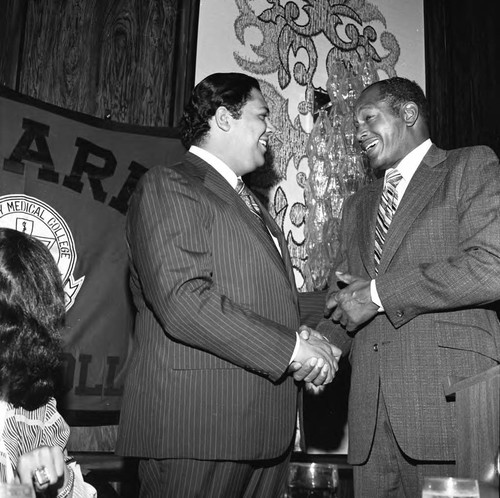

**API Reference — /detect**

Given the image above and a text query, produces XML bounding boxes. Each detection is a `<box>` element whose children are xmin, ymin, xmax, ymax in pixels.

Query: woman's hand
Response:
<box><xmin>16</xmin><ymin>445</ymin><xmax>70</xmax><ymax>494</ymax></box>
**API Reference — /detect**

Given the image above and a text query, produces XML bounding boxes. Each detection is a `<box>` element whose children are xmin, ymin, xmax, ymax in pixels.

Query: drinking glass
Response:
<box><xmin>422</xmin><ymin>477</ymin><xmax>479</xmax><ymax>498</ymax></box>
<box><xmin>284</xmin><ymin>462</ymin><xmax>338</xmax><ymax>498</ymax></box>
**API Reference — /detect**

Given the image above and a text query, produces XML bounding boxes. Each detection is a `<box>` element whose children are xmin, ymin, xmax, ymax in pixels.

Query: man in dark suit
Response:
<box><xmin>318</xmin><ymin>77</ymin><xmax>500</xmax><ymax>497</ymax></box>
<box><xmin>116</xmin><ymin>72</ymin><xmax>340</xmax><ymax>497</ymax></box>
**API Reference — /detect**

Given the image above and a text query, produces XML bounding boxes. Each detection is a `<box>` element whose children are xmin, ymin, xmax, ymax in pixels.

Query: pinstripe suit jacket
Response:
<box><xmin>116</xmin><ymin>152</ymin><xmax>305</xmax><ymax>461</ymax></box>
<box><xmin>318</xmin><ymin>144</ymin><xmax>500</xmax><ymax>463</ymax></box>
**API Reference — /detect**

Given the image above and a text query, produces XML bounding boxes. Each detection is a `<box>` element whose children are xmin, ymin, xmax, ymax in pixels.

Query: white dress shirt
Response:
<box><xmin>371</xmin><ymin>139</ymin><xmax>433</xmax><ymax>308</ymax></box>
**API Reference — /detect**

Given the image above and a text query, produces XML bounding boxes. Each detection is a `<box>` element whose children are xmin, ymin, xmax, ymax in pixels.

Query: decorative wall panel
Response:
<box><xmin>196</xmin><ymin>0</ymin><xmax>424</xmax><ymax>291</ymax></box>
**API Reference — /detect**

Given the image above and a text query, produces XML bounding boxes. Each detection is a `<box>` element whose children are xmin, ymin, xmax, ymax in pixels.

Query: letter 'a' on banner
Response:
<box><xmin>0</xmin><ymin>85</ymin><xmax>185</xmax><ymax>425</ymax></box>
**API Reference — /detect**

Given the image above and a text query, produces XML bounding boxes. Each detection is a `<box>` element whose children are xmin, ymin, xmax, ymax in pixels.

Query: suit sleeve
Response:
<box><xmin>127</xmin><ymin>166</ymin><xmax>297</xmax><ymax>382</ymax></box>
<box><xmin>377</xmin><ymin>146</ymin><xmax>500</xmax><ymax>327</ymax></box>
<box><xmin>298</xmin><ymin>290</ymin><xmax>327</xmax><ymax>328</ymax></box>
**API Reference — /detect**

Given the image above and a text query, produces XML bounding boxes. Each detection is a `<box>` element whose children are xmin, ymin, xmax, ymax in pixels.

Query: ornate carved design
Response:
<box><xmin>233</xmin><ymin>0</ymin><xmax>399</xmax><ymax>289</ymax></box>
<box><xmin>259</xmin><ymin>80</ymin><xmax>308</xmax><ymax>179</ymax></box>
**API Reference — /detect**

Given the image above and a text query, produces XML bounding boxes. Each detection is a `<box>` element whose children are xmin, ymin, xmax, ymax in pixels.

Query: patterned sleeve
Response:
<box><xmin>8</xmin><ymin>399</ymin><xmax>96</xmax><ymax>498</ymax></box>
<box><xmin>68</xmin><ymin>460</ymin><xmax>98</xmax><ymax>498</ymax></box>
<box><xmin>40</xmin><ymin>398</ymin><xmax>71</xmax><ymax>451</ymax></box>
<box><xmin>3</xmin><ymin>398</ymin><xmax>70</xmax><ymax>465</ymax></box>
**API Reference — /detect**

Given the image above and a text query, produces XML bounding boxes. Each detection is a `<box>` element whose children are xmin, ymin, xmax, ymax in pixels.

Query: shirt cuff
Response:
<box><xmin>370</xmin><ymin>279</ymin><xmax>384</xmax><ymax>312</ymax></box>
<box><xmin>289</xmin><ymin>332</ymin><xmax>300</xmax><ymax>364</ymax></box>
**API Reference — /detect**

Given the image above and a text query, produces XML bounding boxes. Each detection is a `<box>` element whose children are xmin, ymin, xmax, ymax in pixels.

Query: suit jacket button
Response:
<box><xmin>373</xmin><ymin>344</ymin><xmax>379</xmax><ymax>352</ymax></box>
<box><xmin>396</xmin><ymin>310</ymin><xmax>404</xmax><ymax>318</ymax></box>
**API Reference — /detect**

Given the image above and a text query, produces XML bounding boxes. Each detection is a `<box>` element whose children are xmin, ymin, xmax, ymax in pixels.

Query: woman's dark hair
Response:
<box><xmin>369</xmin><ymin>76</ymin><xmax>430</xmax><ymax>124</ymax></box>
<box><xmin>179</xmin><ymin>72</ymin><xmax>261</xmax><ymax>149</ymax></box>
<box><xmin>0</xmin><ymin>227</ymin><xmax>65</xmax><ymax>410</ymax></box>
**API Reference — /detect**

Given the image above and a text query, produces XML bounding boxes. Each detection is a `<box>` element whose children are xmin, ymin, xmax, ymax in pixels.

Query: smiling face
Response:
<box><xmin>354</xmin><ymin>84</ymin><xmax>415</xmax><ymax>172</ymax></box>
<box><xmin>225</xmin><ymin>88</ymin><xmax>275</xmax><ymax>177</ymax></box>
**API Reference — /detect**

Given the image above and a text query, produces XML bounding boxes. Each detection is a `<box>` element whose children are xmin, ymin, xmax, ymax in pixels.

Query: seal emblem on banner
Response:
<box><xmin>0</xmin><ymin>194</ymin><xmax>85</xmax><ymax>310</ymax></box>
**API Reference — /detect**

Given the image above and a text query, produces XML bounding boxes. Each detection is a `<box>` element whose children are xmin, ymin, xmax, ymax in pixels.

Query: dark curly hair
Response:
<box><xmin>178</xmin><ymin>72</ymin><xmax>261</xmax><ymax>149</ymax></box>
<box><xmin>0</xmin><ymin>227</ymin><xmax>65</xmax><ymax>410</ymax></box>
<box><xmin>368</xmin><ymin>76</ymin><xmax>430</xmax><ymax>124</ymax></box>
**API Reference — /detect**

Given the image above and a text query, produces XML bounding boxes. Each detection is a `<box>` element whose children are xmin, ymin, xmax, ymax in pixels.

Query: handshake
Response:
<box><xmin>288</xmin><ymin>326</ymin><xmax>342</xmax><ymax>390</ymax></box>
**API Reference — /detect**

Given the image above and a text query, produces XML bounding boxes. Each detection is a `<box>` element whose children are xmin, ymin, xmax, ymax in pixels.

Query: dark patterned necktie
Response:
<box><xmin>374</xmin><ymin>168</ymin><xmax>403</xmax><ymax>272</ymax></box>
<box><xmin>236</xmin><ymin>179</ymin><xmax>285</xmax><ymax>260</ymax></box>
<box><xmin>235</xmin><ymin>178</ymin><xmax>267</xmax><ymax>230</ymax></box>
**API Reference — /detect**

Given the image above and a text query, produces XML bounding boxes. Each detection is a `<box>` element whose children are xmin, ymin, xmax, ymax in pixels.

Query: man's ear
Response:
<box><xmin>214</xmin><ymin>106</ymin><xmax>232</xmax><ymax>131</ymax></box>
<box><xmin>402</xmin><ymin>102</ymin><xmax>419</xmax><ymax>127</ymax></box>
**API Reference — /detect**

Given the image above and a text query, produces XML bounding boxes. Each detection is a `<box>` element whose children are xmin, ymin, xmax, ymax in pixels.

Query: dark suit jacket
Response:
<box><xmin>116</xmin><ymin>151</ymin><xmax>318</xmax><ymax>461</ymax></box>
<box><xmin>318</xmin><ymin>145</ymin><xmax>500</xmax><ymax>463</ymax></box>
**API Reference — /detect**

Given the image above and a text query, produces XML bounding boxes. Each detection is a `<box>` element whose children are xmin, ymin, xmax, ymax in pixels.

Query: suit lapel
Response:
<box><xmin>233</xmin><ymin>188</ymin><xmax>290</xmax><ymax>275</ymax></box>
<box><xmin>359</xmin><ymin>180</ymin><xmax>384</xmax><ymax>278</ymax></box>
<box><xmin>377</xmin><ymin>145</ymin><xmax>449</xmax><ymax>274</ymax></box>
<box><xmin>186</xmin><ymin>153</ymin><xmax>294</xmax><ymax>291</ymax></box>
<box><xmin>262</xmin><ymin>205</ymin><xmax>299</xmax><ymax>300</ymax></box>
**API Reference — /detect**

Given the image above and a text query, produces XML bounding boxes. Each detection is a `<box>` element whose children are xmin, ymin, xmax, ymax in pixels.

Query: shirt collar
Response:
<box><xmin>386</xmin><ymin>138</ymin><xmax>432</xmax><ymax>184</ymax></box>
<box><xmin>189</xmin><ymin>145</ymin><xmax>239</xmax><ymax>189</ymax></box>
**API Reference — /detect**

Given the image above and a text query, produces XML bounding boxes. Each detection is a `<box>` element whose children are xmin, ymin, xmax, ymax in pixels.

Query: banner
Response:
<box><xmin>0</xmin><ymin>85</ymin><xmax>185</xmax><ymax>422</ymax></box>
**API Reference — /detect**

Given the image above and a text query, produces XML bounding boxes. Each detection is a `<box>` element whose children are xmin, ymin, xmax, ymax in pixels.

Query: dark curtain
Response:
<box><xmin>0</xmin><ymin>0</ymin><xmax>29</xmax><ymax>89</ymax></box>
<box><xmin>424</xmin><ymin>0</ymin><xmax>500</xmax><ymax>157</ymax></box>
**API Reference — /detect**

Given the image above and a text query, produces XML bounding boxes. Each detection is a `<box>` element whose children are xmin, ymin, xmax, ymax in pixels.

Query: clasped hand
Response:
<box><xmin>325</xmin><ymin>271</ymin><xmax>379</xmax><ymax>332</ymax></box>
<box><xmin>288</xmin><ymin>326</ymin><xmax>341</xmax><ymax>389</ymax></box>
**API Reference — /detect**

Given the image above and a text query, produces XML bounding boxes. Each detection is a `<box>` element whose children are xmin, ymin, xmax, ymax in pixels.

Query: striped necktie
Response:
<box><xmin>235</xmin><ymin>179</ymin><xmax>267</xmax><ymax>230</ymax></box>
<box><xmin>374</xmin><ymin>168</ymin><xmax>403</xmax><ymax>272</ymax></box>
<box><xmin>236</xmin><ymin>179</ymin><xmax>285</xmax><ymax>259</ymax></box>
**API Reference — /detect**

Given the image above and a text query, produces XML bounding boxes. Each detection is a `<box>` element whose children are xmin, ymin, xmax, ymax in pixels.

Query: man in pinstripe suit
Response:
<box><xmin>318</xmin><ymin>77</ymin><xmax>500</xmax><ymax>497</ymax></box>
<box><xmin>116</xmin><ymin>72</ymin><xmax>341</xmax><ymax>497</ymax></box>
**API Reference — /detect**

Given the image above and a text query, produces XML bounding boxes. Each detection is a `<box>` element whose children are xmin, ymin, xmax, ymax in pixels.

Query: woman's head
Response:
<box><xmin>0</xmin><ymin>227</ymin><xmax>65</xmax><ymax>410</ymax></box>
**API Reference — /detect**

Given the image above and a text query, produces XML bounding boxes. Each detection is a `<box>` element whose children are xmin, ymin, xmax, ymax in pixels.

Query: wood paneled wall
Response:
<box><xmin>0</xmin><ymin>0</ymin><xmax>199</xmax><ymax>127</ymax></box>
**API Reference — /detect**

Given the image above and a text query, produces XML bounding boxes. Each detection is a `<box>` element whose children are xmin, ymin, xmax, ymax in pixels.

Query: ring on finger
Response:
<box><xmin>33</xmin><ymin>466</ymin><xmax>50</xmax><ymax>487</ymax></box>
